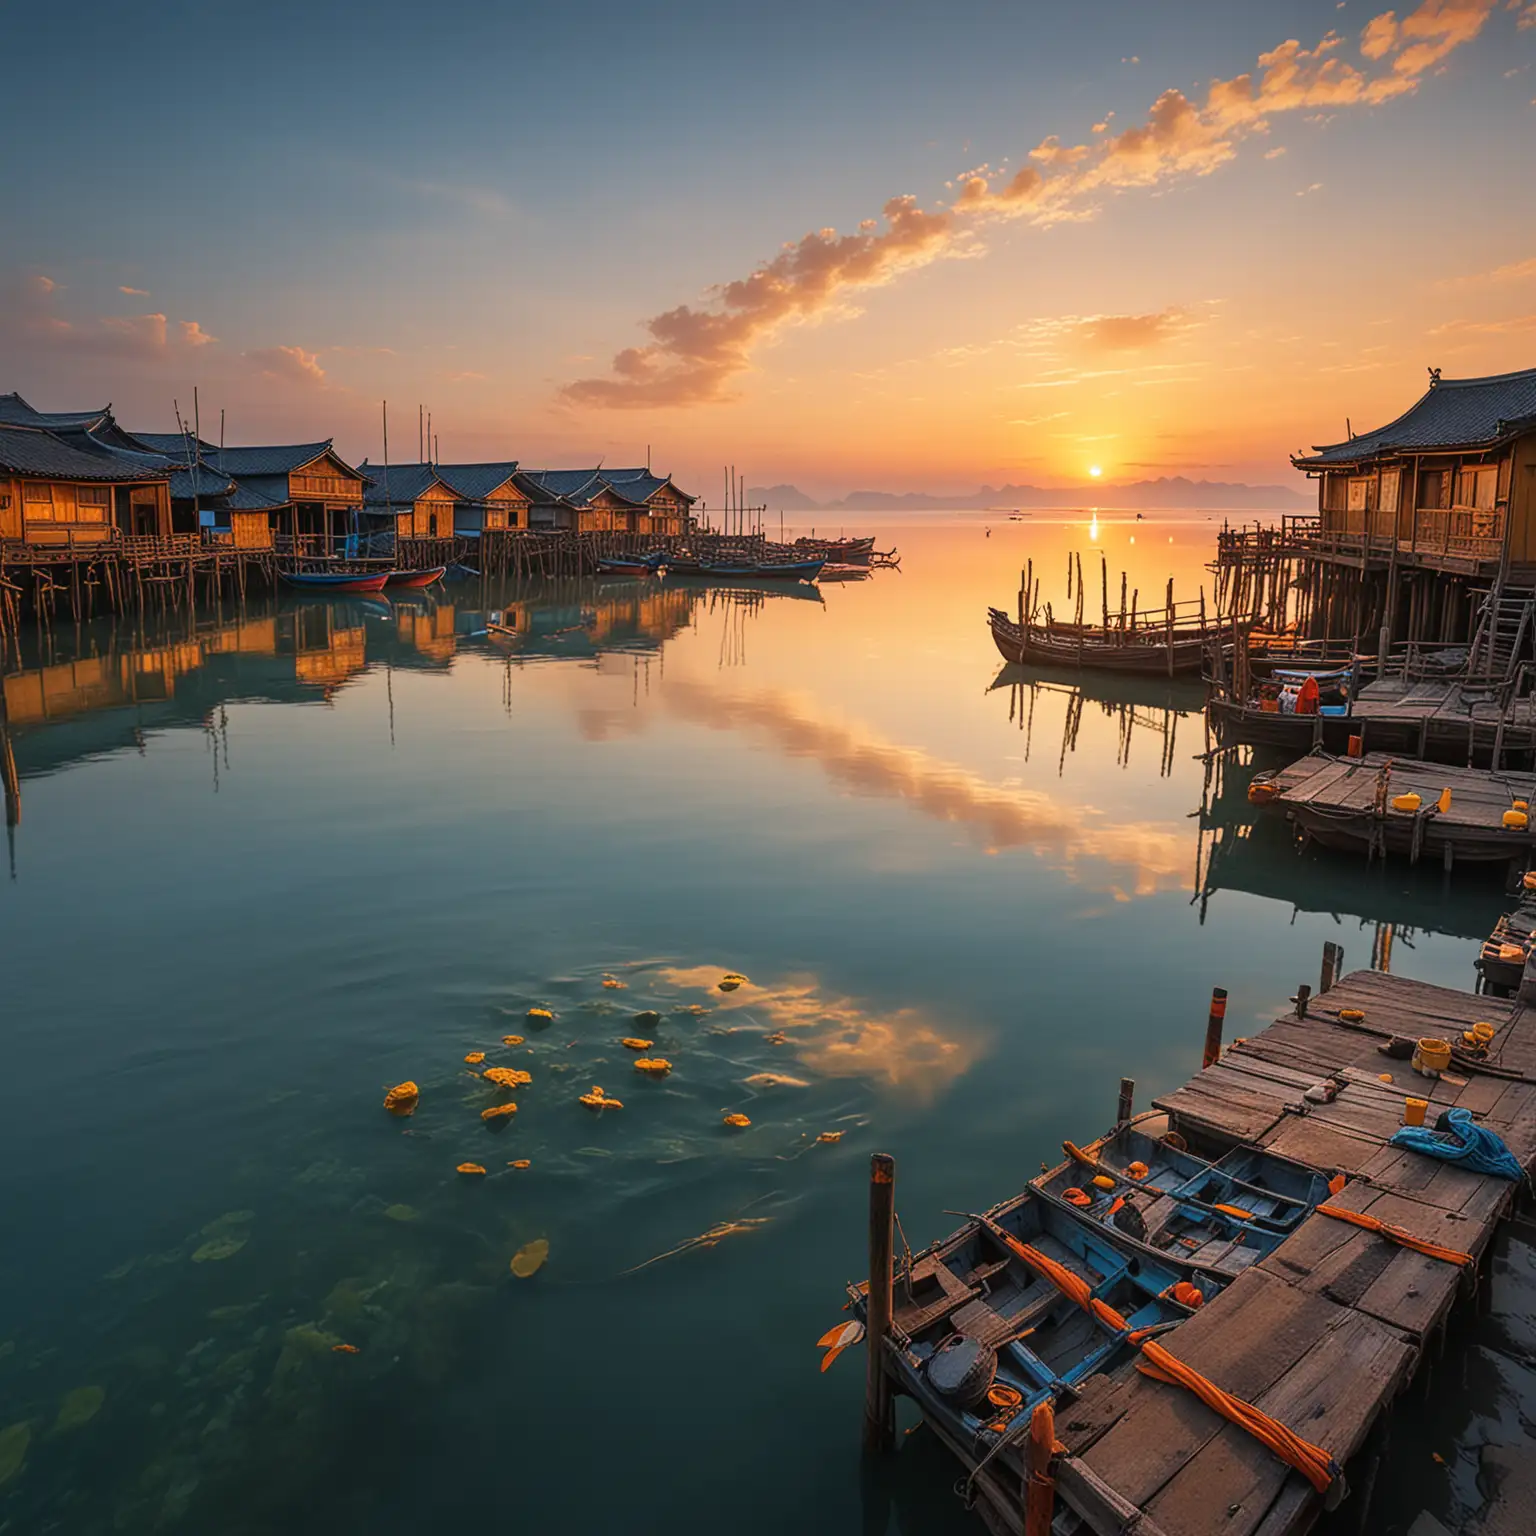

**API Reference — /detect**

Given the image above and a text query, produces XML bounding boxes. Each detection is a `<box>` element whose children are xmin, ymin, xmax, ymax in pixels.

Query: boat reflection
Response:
<box><xmin>989</xmin><ymin>663</ymin><xmax>1203</xmax><ymax>779</ymax></box>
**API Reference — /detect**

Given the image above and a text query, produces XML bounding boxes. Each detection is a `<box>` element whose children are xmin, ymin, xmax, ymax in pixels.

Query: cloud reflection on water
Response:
<box><xmin>653</xmin><ymin>964</ymin><xmax>980</xmax><ymax>1095</ymax></box>
<box><xmin>662</xmin><ymin>681</ymin><xmax>1188</xmax><ymax>896</ymax></box>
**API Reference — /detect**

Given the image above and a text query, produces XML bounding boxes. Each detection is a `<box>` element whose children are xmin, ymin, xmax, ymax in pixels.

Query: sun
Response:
<box><xmin>1088</xmin><ymin>465</ymin><xmax>1103</xmax><ymax>479</ymax></box>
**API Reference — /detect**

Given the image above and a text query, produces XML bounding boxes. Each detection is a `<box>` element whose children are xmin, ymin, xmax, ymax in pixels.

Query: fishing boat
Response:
<box><xmin>384</xmin><ymin>565</ymin><xmax>446</xmax><ymax>588</ymax></box>
<box><xmin>595</xmin><ymin>552</ymin><xmax>664</xmax><ymax>576</ymax></box>
<box><xmin>988</xmin><ymin>606</ymin><xmax>1220</xmax><ymax>676</ymax></box>
<box><xmin>818</xmin><ymin>563</ymin><xmax>873</xmax><ymax>582</ymax></box>
<box><xmin>279</xmin><ymin>569</ymin><xmax>392</xmax><ymax>593</ymax></box>
<box><xmin>1031</xmin><ymin>1118</ymin><xmax>1331</xmax><ymax>1278</ymax></box>
<box><xmin>847</xmin><ymin>1188</ymin><xmax>1219</xmax><ymax>1464</ymax></box>
<box><xmin>793</xmin><ymin>535</ymin><xmax>875</xmax><ymax>565</ymax></box>
<box><xmin>696</xmin><ymin>556</ymin><xmax>825</xmax><ymax>581</ymax></box>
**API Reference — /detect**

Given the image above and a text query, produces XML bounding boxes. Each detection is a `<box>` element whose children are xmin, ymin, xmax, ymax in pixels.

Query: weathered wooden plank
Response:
<box><xmin>1260</xmin><ymin>1115</ymin><xmax>1383</xmax><ymax>1173</ymax></box>
<box><xmin>1142</xmin><ymin>1305</ymin><xmax>1412</xmax><ymax>1536</ymax></box>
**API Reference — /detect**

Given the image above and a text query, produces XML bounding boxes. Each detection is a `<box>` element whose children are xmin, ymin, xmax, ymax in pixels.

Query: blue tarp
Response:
<box><xmin>1389</xmin><ymin>1106</ymin><xmax>1524</xmax><ymax>1180</ymax></box>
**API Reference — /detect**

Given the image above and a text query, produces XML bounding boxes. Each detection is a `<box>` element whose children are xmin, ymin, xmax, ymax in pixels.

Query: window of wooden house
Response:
<box><xmin>76</xmin><ymin>485</ymin><xmax>110</xmax><ymax>522</ymax></box>
<box><xmin>1456</xmin><ymin>465</ymin><xmax>1498</xmax><ymax>509</ymax></box>
<box><xmin>1347</xmin><ymin>478</ymin><xmax>1371</xmax><ymax>512</ymax></box>
<box><xmin>24</xmin><ymin>483</ymin><xmax>55</xmax><ymax>519</ymax></box>
<box><xmin>1418</xmin><ymin>469</ymin><xmax>1446</xmax><ymax>509</ymax></box>
<box><xmin>486</xmin><ymin>506</ymin><xmax>506</xmax><ymax>528</ymax></box>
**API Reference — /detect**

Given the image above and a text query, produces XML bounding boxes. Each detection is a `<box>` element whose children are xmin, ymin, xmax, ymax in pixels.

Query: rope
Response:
<box><xmin>972</xmin><ymin>1213</ymin><xmax>1340</xmax><ymax>1494</ymax></box>
<box><xmin>1314</xmin><ymin>1203</ymin><xmax>1472</xmax><ymax>1267</ymax></box>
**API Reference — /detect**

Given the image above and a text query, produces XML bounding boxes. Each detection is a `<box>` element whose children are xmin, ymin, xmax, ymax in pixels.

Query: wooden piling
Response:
<box><xmin>1295</xmin><ymin>983</ymin><xmax>1311</xmax><ymax>1019</ymax></box>
<box><xmin>1320</xmin><ymin>942</ymin><xmax>1343</xmax><ymax>995</ymax></box>
<box><xmin>1117</xmin><ymin>1077</ymin><xmax>1134</xmax><ymax>1124</ymax></box>
<box><xmin>863</xmin><ymin>1152</ymin><xmax>896</xmax><ymax>1454</ymax></box>
<box><xmin>1202</xmin><ymin>986</ymin><xmax>1228</xmax><ymax>1069</ymax></box>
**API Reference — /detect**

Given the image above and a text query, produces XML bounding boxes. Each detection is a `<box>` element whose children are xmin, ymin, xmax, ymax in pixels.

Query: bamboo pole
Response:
<box><xmin>863</xmin><ymin>1152</ymin><xmax>896</xmax><ymax>1454</ymax></box>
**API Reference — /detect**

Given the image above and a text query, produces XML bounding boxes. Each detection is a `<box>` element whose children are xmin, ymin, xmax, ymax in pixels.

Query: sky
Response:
<box><xmin>1</xmin><ymin>0</ymin><xmax>1533</xmax><ymax>498</ymax></box>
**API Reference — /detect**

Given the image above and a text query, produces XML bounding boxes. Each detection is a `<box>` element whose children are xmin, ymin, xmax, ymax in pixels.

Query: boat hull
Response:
<box><xmin>280</xmin><ymin>571</ymin><xmax>392</xmax><ymax>593</ymax></box>
<box><xmin>385</xmin><ymin>565</ymin><xmax>446</xmax><ymax>588</ymax></box>
<box><xmin>989</xmin><ymin>608</ymin><xmax>1214</xmax><ymax>675</ymax></box>
<box><xmin>695</xmin><ymin>558</ymin><xmax>825</xmax><ymax>580</ymax></box>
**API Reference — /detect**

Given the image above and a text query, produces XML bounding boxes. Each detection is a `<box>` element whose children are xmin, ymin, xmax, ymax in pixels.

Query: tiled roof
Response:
<box><xmin>0</xmin><ymin>424</ymin><xmax>171</xmax><ymax>481</ymax></box>
<box><xmin>196</xmin><ymin>441</ymin><xmax>349</xmax><ymax>477</ymax></box>
<box><xmin>1297</xmin><ymin>368</ymin><xmax>1536</xmax><ymax>466</ymax></box>
<box><xmin>225</xmin><ymin>475</ymin><xmax>294</xmax><ymax>511</ymax></box>
<box><xmin>0</xmin><ymin>392</ymin><xmax>111</xmax><ymax>431</ymax></box>
<box><xmin>170</xmin><ymin>465</ymin><xmax>237</xmax><ymax>500</ymax></box>
<box><xmin>356</xmin><ymin>462</ymin><xmax>461</xmax><ymax>505</ymax></box>
<box><xmin>517</xmin><ymin>467</ymin><xmax>694</xmax><ymax>508</ymax></box>
<box><xmin>129</xmin><ymin>431</ymin><xmax>216</xmax><ymax>461</ymax></box>
<box><xmin>434</xmin><ymin>460</ymin><xmax>522</xmax><ymax>500</ymax></box>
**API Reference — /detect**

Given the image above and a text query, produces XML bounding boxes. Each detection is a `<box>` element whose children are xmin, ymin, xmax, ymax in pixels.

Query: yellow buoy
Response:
<box><xmin>1090</xmin><ymin>1174</ymin><xmax>1115</xmax><ymax>1192</ymax></box>
<box><xmin>1391</xmin><ymin>793</ymin><xmax>1421</xmax><ymax>813</ymax></box>
<box><xmin>1438</xmin><ymin>786</ymin><xmax>1452</xmax><ymax>813</ymax></box>
<box><xmin>1503</xmin><ymin>808</ymin><xmax>1529</xmax><ymax>830</ymax></box>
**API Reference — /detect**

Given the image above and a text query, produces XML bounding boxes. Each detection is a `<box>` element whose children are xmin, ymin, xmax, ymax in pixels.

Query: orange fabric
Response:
<box><xmin>1024</xmin><ymin>1400</ymin><xmax>1056</xmax><ymax>1536</ymax></box>
<box><xmin>980</xmin><ymin>1216</ymin><xmax>1336</xmax><ymax>1494</ymax></box>
<box><xmin>1212</xmin><ymin>1202</ymin><xmax>1256</xmax><ymax>1221</ymax></box>
<box><xmin>1296</xmin><ymin>676</ymin><xmax>1320</xmax><ymax>715</ymax></box>
<box><xmin>1327</xmin><ymin>1173</ymin><xmax>1347</xmax><ymax>1196</ymax></box>
<box><xmin>1062</xmin><ymin>1187</ymin><xmax>1092</xmax><ymax>1207</ymax></box>
<box><xmin>1169</xmin><ymin>1281</ymin><xmax>1204</xmax><ymax>1309</ymax></box>
<box><xmin>1315</xmin><ymin>1203</ymin><xmax>1472</xmax><ymax>1267</ymax></box>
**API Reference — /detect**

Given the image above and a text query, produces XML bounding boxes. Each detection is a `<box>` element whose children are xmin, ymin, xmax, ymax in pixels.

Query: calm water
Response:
<box><xmin>0</xmin><ymin>518</ymin><xmax>1521</xmax><ymax>1534</ymax></box>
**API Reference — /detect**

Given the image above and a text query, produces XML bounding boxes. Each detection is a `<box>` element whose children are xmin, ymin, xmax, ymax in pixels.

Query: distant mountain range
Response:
<box><xmin>748</xmin><ymin>477</ymin><xmax>1309</xmax><ymax>512</ymax></box>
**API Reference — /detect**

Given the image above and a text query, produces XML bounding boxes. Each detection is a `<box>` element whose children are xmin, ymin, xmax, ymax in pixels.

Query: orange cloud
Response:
<box><xmin>1076</xmin><ymin>309</ymin><xmax>1193</xmax><ymax>352</ymax></box>
<box><xmin>566</xmin><ymin>0</ymin><xmax>1498</xmax><ymax>410</ymax></box>
<box><xmin>119</xmin><ymin>285</ymin><xmax>150</xmax><ymax>297</ymax></box>
<box><xmin>244</xmin><ymin>344</ymin><xmax>326</xmax><ymax>386</ymax></box>
<box><xmin>180</xmin><ymin>320</ymin><xmax>217</xmax><ymax>347</ymax></box>
<box><xmin>1</xmin><ymin>275</ymin><xmax>216</xmax><ymax>361</ymax></box>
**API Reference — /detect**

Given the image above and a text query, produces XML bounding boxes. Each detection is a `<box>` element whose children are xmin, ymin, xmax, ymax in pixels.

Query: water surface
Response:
<box><xmin>0</xmin><ymin>517</ymin><xmax>1515</xmax><ymax>1534</ymax></box>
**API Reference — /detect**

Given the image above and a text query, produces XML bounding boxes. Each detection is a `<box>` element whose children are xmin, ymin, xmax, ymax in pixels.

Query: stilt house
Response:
<box><xmin>516</xmin><ymin>469</ymin><xmax>695</xmax><ymax>534</ymax></box>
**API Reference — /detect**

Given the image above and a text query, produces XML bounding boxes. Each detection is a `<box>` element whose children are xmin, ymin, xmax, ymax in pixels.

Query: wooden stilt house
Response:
<box><xmin>0</xmin><ymin>425</ymin><xmax>171</xmax><ymax>545</ymax></box>
<box><xmin>1293</xmin><ymin>368</ymin><xmax>1536</xmax><ymax>578</ymax></box>
<box><xmin>432</xmin><ymin>462</ymin><xmax>528</xmax><ymax>534</ymax></box>
<box><xmin>357</xmin><ymin>463</ymin><xmax>462</xmax><ymax>540</ymax></box>
<box><xmin>516</xmin><ymin>468</ymin><xmax>696</xmax><ymax>534</ymax></box>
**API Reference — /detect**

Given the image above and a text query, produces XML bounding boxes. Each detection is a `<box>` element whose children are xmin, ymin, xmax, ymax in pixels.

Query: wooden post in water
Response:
<box><xmin>1320</xmin><ymin>942</ymin><xmax>1343</xmax><ymax>995</ymax></box>
<box><xmin>1117</xmin><ymin>1077</ymin><xmax>1134</xmax><ymax>1124</ymax></box>
<box><xmin>1295</xmin><ymin>983</ymin><xmax>1311</xmax><ymax>1019</ymax></box>
<box><xmin>1202</xmin><ymin>987</ymin><xmax>1228</xmax><ymax>1069</ymax></box>
<box><xmin>863</xmin><ymin>1152</ymin><xmax>896</xmax><ymax>1454</ymax></box>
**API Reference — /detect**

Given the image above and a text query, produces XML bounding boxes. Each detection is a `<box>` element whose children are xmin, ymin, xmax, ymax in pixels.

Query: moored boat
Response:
<box><xmin>595</xmin><ymin>553</ymin><xmax>664</xmax><ymax>576</ymax></box>
<box><xmin>1030</xmin><ymin>1118</ymin><xmax>1330</xmax><ymax>1278</ymax></box>
<box><xmin>696</xmin><ymin>556</ymin><xmax>825</xmax><ymax>581</ymax></box>
<box><xmin>846</xmin><ymin>1188</ymin><xmax>1219</xmax><ymax>1465</ymax></box>
<box><xmin>988</xmin><ymin>606</ymin><xmax>1218</xmax><ymax>675</ymax></box>
<box><xmin>384</xmin><ymin>565</ymin><xmax>447</xmax><ymax>588</ymax></box>
<box><xmin>280</xmin><ymin>569</ymin><xmax>392</xmax><ymax>593</ymax></box>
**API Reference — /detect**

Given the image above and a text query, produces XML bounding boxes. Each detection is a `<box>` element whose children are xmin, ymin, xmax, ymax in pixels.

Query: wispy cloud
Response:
<box><xmin>564</xmin><ymin>0</ymin><xmax>1499</xmax><ymax>411</ymax></box>
<box><xmin>0</xmin><ymin>275</ymin><xmax>215</xmax><ymax>362</ymax></box>
<box><xmin>119</xmin><ymin>285</ymin><xmax>149</xmax><ymax>297</ymax></box>
<box><xmin>1428</xmin><ymin>312</ymin><xmax>1536</xmax><ymax>336</ymax></box>
<box><xmin>244</xmin><ymin>344</ymin><xmax>326</xmax><ymax>386</ymax></box>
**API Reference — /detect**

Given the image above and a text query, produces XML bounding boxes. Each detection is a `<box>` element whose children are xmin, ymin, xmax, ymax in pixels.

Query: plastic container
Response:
<box><xmin>1412</xmin><ymin>1037</ymin><xmax>1452</xmax><ymax>1077</ymax></box>
<box><xmin>1404</xmin><ymin>1097</ymin><xmax>1428</xmax><ymax>1127</ymax></box>
<box><xmin>1504</xmin><ymin>809</ymin><xmax>1529</xmax><ymax>830</ymax></box>
<box><xmin>1438</xmin><ymin>786</ymin><xmax>1453</xmax><ymax>813</ymax></box>
<box><xmin>1391</xmin><ymin>792</ymin><xmax>1422</xmax><ymax>812</ymax></box>
<box><xmin>1473</xmin><ymin>1021</ymin><xmax>1497</xmax><ymax>1046</ymax></box>
<box><xmin>1347</xmin><ymin>734</ymin><xmax>1364</xmax><ymax>758</ymax></box>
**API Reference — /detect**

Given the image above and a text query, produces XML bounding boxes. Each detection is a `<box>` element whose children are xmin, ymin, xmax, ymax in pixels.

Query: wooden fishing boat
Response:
<box><xmin>846</xmin><ymin>1189</ymin><xmax>1218</xmax><ymax>1464</ymax></box>
<box><xmin>1031</xmin><ymin>1119</ymin><xmax>1330</xmax><ymax>1279</ymax></box>
<box><xmin>793</xmin><ymin>535</ymin><xmax>875</xmax><ymax>565</ymax></box>
<box><xmin>595</xmin><ymin>554</ymin><xmax>663</xmax><ymax>576</ymax></box>
<box><xmin>818</xmin><ymin>563</ymin><xmax>872</xmax><ymax>582</ymax></box>
<box><xmin>280</xmin><ymin>570</ymin><xmax>391</xmax><ymax>593</ymax></box>
<box><xmin>988</xmin><ymin>606</ymin><xmax>1217</xmax><ymax>676</ymax></box>
<box><xmin>384</xmin><ymin>565</ymin><xmax>446</xmax><ymax>588</ymax></box>
<box><xmin>696</xmin><ymin>556</ymin><xmax>825</xmax><ymax>581</ymax></box>
<box><xmin>1476</xmin><ymin>904</ymin><xmax>1535</xmax><ymax>993</ymax></box>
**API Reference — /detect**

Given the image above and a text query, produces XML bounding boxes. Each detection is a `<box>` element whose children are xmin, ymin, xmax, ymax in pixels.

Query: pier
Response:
<box><xmin>857</xmin><ymin>962</ymin><xmax>1536</xmax><ymax>1535</ymax></box>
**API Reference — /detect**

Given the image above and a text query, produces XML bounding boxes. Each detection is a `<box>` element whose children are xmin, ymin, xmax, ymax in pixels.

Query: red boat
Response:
<box><xmin>385</xmin><ymin>565</ymin><xmax>447</xmax><ymax>588</ymax></box>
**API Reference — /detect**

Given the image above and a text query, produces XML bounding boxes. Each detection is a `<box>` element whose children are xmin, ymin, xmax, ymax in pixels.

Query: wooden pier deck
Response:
<box><xmin>868</xmin><ymin>966</ymin><xmax>1536</xmax><ymax>1536</ymax></box>
<box><xmin>1255</xmin><ymin>751</ymin><xmax>1536</xmax><ymax>869</ymax></box>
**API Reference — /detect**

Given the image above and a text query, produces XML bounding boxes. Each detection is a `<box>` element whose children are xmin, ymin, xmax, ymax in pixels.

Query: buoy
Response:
<box><xmin>1438</xmin><ymin>786</ymin><xmax>1452</xmax><ymax>813</ymax></box>
<box><xmin>481</xmin><ymin>1103</ymin><xmax>518</xmax><ymax>1126</ymax></box>
<box><xmin>620</xmin><ymin>1038</ymin><xmax>653</xmax><ymax>1051</ymax></box>
<box><xmin>1503</xmin><ymin>808</ymin><xmax>1529</xmax><ymax>830</ymax></box>
<box><xmin>1338</xmin><ymin>1008</ymin><xmax>1365</xmax><ymax>1023</ymax></box>
<box><xmin>456</xmin><ymin>1162</ymin><xmax>487</xmax><ymax>1177</ymax></box>
<box><xmin>1090</xmin><ymin>1174</ymin><xmax>1116</xmax><ymax>1192</ymax></box>
<box><xmin>1524</xmin><ymin>870</ymin><xmax>1536</xmax><ymax>892</ymax></box>
<box><xmin>633</xmin><ymin>1057</ymin><xmax>672</xmax><ymax>1076</ymax></box>
<box><xmin>1125</xmin><ymin>1161</ymin><xmax>1150</xmax><ymax>1179</ymax></box>
<box><xmin>526</xmin><ymin>1006</ymin><xmax>554</xmax><ymax>1024</ymax></box>
<box><xmin>1391</xmin><ymin>793</ymin><xmax>1421</xmax><ymax>813</ymax></box>
<box><xmin>722</xmin><ymin>1112</ymin><xmax>751</xmax><ymax>1128</ymax></box>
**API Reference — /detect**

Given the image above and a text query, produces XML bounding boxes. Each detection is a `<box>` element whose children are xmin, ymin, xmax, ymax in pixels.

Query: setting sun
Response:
<box><xmin>1089</xmin><ymin>466</ymin><xmax>1103</xmax><ymax>479</ymax></box>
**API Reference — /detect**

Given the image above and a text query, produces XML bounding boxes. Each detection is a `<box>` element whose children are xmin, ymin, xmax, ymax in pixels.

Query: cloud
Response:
<box><xmin>1076</xmin><ymin>308</ymin><xmax>1192</xmax><ymax>351</ymax></box>
<box><xmin>1265</xmin><ymin>145</ymin><xmax>1289</xmax><ymax>158</ymax></box>
<box><xmin>180</xmin><ymin>320</ymin><xmax>217</xmax><ymax>347</ymax></box>
<box><xmin>34</xmin><ymin>275</ymin><xmax>57</xmax><ymax>295</ymax></box>
<box><xmin>0</xmin><ymin>273</ymin><xmax>218</xmax><ymax>362</ymax></box>
<box><xmin>244</xmin><ymin>344</ymin><xmax>326</xmax><ymax>386</ymax></box>
<box><xmin>1520</xmin><ymin>2</ymin><xmax>1536</xmax><ymax>28</ymax></box>
<box><xmin>562</xmin><ymin>194</ymin><xmax>958</xmax><ymax>408</ymax></box>
<box><xmin>1428</xmin><ymin>312</ymin><xmax>1536</xmax><ymax>335</ymax></box>
<box><xmin>565</xmin><ymin>1</ymin><xmax>1498</xmax><ymax>410</ymax></box>
<box><xmin>119</xmin><ymin>285</ymin><xmax>150</xmax><ymax>297</ymax></box>
<box><xmin>1297</xmin><ymin>181</ymin><xmax>1325</xmax><ymax>195</ymax></box>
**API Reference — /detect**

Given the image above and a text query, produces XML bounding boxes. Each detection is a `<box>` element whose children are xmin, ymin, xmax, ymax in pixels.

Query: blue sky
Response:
<box><xmin>2</xmin><ymin>0</ymin><xmax>1533</xmax><ymax>493</ymax></box>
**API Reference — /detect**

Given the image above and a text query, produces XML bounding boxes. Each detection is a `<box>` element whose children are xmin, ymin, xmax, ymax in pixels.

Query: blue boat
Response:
<box><xmin>1030</xmin><ymin>1118</ymin><xmax>1331</xmax><ymax>1277</ymax></box>
<box><xmin>279</xmin><ymin>569</ymin><xmax>391</xmax><ymax>593</ymax></box>
<box><xmin>849</xmin><ymin>1190</ymin><xmax>1219</xmax><ymax>1462</ymax></box>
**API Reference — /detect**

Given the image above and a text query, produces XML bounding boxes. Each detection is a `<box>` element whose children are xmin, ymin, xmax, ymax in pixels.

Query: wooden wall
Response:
<box><xmin>291</xmin><ymin>452</ymin><xmax>365</xmax><ymax>505</ymax></box>
<box><xmin>1505</xmin><ymin>432</ymin><xmax>1536</xmax><ymax>564</ymax></box>
<box><xmin>6</xmin><ymin>476</ymin><xmax>169</xmax><ymax>544</ymax></box>
<box><xmin>231</xmin><ymin>511</ymin><xmax>273</xmax><ymax>549</ymax></box>
<box><xmin>396</xmin><ymin>490</ymin><xmax>457</xmax><ymax>539</ymax></box>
